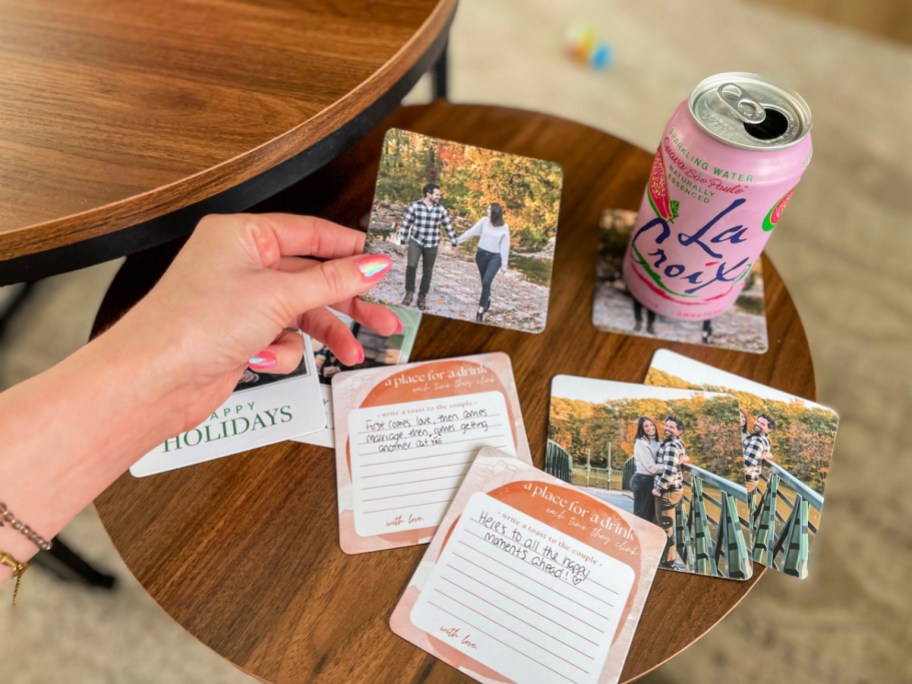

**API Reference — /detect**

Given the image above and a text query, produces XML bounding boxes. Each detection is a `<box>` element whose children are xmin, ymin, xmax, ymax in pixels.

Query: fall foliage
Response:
<box><xmin>548</xmin><ymin>394</ymin><xmax>744</xmax><ymax>484</ymax></box>
<box><xmin>644</xmin><ymin>368</ymin><xmax>837</xmax><ymax>494</ymax></box>
<box><xmin>375</xmin><ymin>129</ymin><xmax>562</xmax><ymax>251</ymax></box>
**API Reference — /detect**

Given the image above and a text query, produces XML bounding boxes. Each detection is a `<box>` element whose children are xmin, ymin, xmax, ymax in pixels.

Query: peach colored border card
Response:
<box><xmin>332</xmin><ymin>353</ymin><xmax>532</xmax><ymax>554</ymax></box>
<box><xmin>390</xmin><ymin>450</ymin><xmax>666</xmax><ymax>684</ymax></box>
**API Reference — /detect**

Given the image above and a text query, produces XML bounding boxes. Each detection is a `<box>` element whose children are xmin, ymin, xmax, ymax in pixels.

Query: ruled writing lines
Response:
<box><xmin>412</xmin><ymin>500</ymin><xmax>632</xmax><ymax>684</ymax></box>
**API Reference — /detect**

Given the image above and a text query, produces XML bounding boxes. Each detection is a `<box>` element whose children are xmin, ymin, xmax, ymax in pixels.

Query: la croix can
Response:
<box><xmin>623</xmin><ymin>72</ymin><xmax>813</xmax><ymax>320</ymax></box>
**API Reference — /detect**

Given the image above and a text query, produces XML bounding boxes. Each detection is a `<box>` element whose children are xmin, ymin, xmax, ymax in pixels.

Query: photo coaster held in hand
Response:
<box><xmin>548</xmin><ymin>375</ymin><xmax>752</xmax><ymax>580</ymax></box>
<box><xmin>291</xmin><ymin>305</ymin><xmax>422</xmax><ymax>449</ymax></box>
<box><xmin>363</xmin><ymin>128</ymin><xmax>564</xmax><ymax>334</ymax></box>
<box><xmin>645</xmin><ymin>350</ymin><xmax>839</xmax><ymax>579</ymax></box>
<box><xmin>592</xmin><ymin>208</ymin><xmax>769</xmax><ymax>353</ymax></box>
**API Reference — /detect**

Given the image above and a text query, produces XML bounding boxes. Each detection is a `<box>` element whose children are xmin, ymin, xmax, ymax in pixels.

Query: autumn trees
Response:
<box><xmin>375</xmin><ymin>130</ymin><xmax>562</xmax><ymax>251</ymax></box>
<box><xmin>548</xmin><ymin>395</ymin><xmax>744</xmax><ymax>484</ymax></box>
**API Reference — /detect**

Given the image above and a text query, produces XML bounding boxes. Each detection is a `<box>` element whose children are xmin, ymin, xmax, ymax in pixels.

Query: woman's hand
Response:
<box><xmin>107</xmin><ymin>213</ymin><xmax>397</xmax><ymax>432</ymax></box>
<box><xmin>1</xmin><ymin>212</ymin><xmax>399</xmax><ymax>572</ymax></box>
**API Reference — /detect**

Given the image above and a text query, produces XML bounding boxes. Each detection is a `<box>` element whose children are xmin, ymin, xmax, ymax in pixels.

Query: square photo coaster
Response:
<box><xmin>549</xmin><ymin>375</ymin><xmax>752</xmax><ymax>580</ymax></box>
<box><xmin>292</xmin><ymin>305</ymin><xmax>422</xmax><ymax>448</ymax></box>
<box><xmin>390</xmin><ymin>450</ymin><xmax>666</xmax><ymax>684</ymax></box>
<box><xmin>363</xmin><ymin>128</ymin><xmax>563</xmax><ymax>334</ymax></box>
<box><xmin>592</xmin><ymin>208</ymin><xmax>769</xmax><ymax>353</ymax></box>
<box><xmin>645</xmin><ymin>350</ymin><xmax>839</xmax><ymax>579</ymax></box>
<box><xmin>332</xmin><ymin>352</ymin><xmax>532</xmax><ymax>554</ymax></box>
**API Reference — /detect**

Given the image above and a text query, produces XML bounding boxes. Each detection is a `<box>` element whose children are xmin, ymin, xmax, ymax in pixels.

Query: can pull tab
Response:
<box><xmin>717</xmin><ymin>83</ymin><xmax>766</xmax><ymax>125</ymax></box>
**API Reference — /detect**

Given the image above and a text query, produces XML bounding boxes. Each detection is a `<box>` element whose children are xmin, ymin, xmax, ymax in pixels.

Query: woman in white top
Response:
<box><xmin>630</xmin><ymin>416</ymin><xmax>662</xmax><ymax>524</ymax></box>
<box><xmin>456</xmin><ymin>202</ymin><xmax>510</xmax><ymax>323</ymax></box>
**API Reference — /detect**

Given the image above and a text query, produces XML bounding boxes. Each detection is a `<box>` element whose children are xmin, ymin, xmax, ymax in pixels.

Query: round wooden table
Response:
<box><xmin>0</xmin><ymin>0</ymin><xmax>456</xmax><ymax>283</ymax></box>
<box><xmin>93</xmin><ymin>103</ymin><xmax>816</xmax><ymax>683</ymax></box>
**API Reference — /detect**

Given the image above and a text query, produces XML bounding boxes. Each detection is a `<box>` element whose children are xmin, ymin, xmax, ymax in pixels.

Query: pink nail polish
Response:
<box><xmin>356</xmin><ymin>254</ymin><xmax>391</xmax><ymax>279</ymax></box>
<box><xmin>394</xmin><ymin>316</ymin><xmax>404</xmax><ymax>334</ymax></box>
<box><xmin>248</xmin><ymin>351</ymin><xmax>277</xmax><ymax>369</ymax></box>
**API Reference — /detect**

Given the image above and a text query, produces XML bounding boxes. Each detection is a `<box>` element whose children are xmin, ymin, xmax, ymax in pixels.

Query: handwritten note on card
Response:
<box><xmin>333</xmin><ymin>353</ymin><xmax>532</xmax><ymax>554</ymax></box>
<box><xmin>411</xmin><ymin>492</ymin><xmax>633</xmax><ymax>684</ymax></box>
<box><xmin>349</xmin><ymin>392</ymin><xmax>516</xmax><ymax>537</ymax></box>
<box><xmin>390</xmin><ymin>452</ymin><xmax>665</xmax><ymax>684</ymax></box>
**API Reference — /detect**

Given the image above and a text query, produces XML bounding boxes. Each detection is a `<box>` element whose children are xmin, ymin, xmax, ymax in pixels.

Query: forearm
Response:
<box><xmin>0</xmin><ymin>212</ymin><xmax>397</xmax><ymax>589</ymax></box>
<box><xmin>0</xmin><ymin>323</ymin><xmax>189</xmax><ymax>578</ymax></box>
<box><xmin>656</xmin><ymin>466</ymin><xmax>677</xmax><ymax>490</ymax></box>
<box><xmin>457</xmin><ymin>221</ymin><xmax>482</xmax><ymax>245</ymax></box>
<box><xmin>399</xmin><ymin>218</ymin><xmax>412</xmax><ymax>242</ymax></box>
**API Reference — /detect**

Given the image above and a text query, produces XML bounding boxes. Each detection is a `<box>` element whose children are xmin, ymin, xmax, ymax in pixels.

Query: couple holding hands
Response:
<box><xmin>397</xmin><ymin>183</ymin><xmax>509</xmax><ymax>323</ymax></box>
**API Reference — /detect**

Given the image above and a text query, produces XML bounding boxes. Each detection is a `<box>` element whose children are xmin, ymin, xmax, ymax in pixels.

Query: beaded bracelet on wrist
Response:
<box><xmin>0</xmin><ymin>502</ymin><xmax>53</xmax><ymax>551</ymax></box>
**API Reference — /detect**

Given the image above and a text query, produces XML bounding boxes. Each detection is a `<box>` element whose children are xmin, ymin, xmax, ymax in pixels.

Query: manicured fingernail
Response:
<box><xmin>394</xmin><ymin>316</ymin><xmax>404</xmax><ymax>334</ymax></box>
<box><xmin>356</xmin><ymin>345</ymin><xmax>365</xmax><ymax>364</ymax></box>
<box><xmin>248</xmin><ymin>351</ymin><xmax>277</xmax><ymax>369</ymax></box>
<box><xmin>356</xmin><ymin>254</ymin><xmax>391</xmax><ymax>279</ymax></box>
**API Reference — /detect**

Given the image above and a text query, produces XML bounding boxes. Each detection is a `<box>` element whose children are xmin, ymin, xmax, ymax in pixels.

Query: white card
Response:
<box><xmin>411</xmin><ymin>491</ymin><xmax>635</xmax><ymax>683</ymax></box>
<box><xmin>390</xmin><ymin>451</ymin><xmax>666</xmax><ymax>684</ymax></box>
<box><xmin>349</xmin><ymin>391</ymin><xmax>517</xmax><ymax>537</ymax></box>
<box><xmin>333</xmin><ymin>353</ymin><xmax>532</xmax><ymax>553</ymax></box>
<box><xmin>130</xmin><ymin>334</ymin><xmax>325</xmax><ymax>477</ymax></box>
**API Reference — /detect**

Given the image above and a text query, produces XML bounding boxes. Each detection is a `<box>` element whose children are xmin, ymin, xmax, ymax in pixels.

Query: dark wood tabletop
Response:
<box><xmin>93</xmin><ymin>102</ymin><xmax>816</xmax><ymax>683</ymax></box>
<box><xmin>0</xmin><ymin>0</ymin><xmax>456</xmax><ymax>282</ymax></box>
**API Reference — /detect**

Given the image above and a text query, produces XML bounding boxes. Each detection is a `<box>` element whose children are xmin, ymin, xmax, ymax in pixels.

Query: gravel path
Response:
<box><xmin>366</xmin><ymin>239</ymin><xmax>550</xmax><ymax>332</ymax></box>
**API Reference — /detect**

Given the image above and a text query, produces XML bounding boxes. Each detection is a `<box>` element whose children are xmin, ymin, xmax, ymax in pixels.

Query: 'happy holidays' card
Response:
<box><xmin>130</xmin><ymin>333</ymin><xmax>324</xmax><ymax>477</ymax></box>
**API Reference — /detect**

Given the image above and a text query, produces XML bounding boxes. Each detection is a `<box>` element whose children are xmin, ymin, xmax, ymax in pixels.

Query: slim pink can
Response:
<box><xmin>624</xmin><ymin>72</ymin><xmax>813</xmax><ymax>320</ymax></box>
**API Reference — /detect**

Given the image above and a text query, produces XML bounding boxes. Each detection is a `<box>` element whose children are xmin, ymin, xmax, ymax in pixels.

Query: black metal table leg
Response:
<box><xmin>31</xmin><ymin>537</ymin><xmax>117</xmax><ymax>590</ymax></box>
<box><xmin>432</xmin><ymin>38</ymin><xmax>449</xmax><ymax>99</ymax></box>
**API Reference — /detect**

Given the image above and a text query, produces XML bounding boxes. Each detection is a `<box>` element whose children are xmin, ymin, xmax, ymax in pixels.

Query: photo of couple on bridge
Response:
<box><xmin>547</xmin><ymin>377</ymin><xmax>753</xmax><ymax>580</ymax></box>
<box><xmin>363</xmin><ymin>129</ymin><xmax>562</xmax><ymax>333</ymax></box>
<box><xmin>646</xmin><ymin>351</ymin><xmax>838</xmax><ymax>580</ymax></box>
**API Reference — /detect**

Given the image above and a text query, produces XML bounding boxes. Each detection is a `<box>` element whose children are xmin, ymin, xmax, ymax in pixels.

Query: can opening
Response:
<box><xmin>743</xmin><ymin>108</ymin><xmax>789</xmax><ymax>141</ymax></box>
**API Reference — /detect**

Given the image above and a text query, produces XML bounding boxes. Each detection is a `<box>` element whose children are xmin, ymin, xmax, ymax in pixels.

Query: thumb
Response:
<box><xmin>281</xmin><ymin>253</ymin><xmax>392</xmax><ymax>316</ymax></box>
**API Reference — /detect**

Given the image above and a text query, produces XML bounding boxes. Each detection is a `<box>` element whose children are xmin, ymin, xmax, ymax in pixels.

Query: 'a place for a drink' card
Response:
<box><xmin>390</xmin><ymin>450</ymin><xmax>665</xmax><ymax>684</ymax></box>
<box><xmin>331</xmin><ymin>353</ymin><xmax>532</xmax><ymax>554</ymax></box>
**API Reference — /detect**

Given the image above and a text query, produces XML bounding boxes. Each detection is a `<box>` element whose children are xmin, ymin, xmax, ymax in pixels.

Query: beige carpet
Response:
<box><xmin>1</xmin><ymin>0</ymin><xmax>909</xmax><ymax>682</ymax></box>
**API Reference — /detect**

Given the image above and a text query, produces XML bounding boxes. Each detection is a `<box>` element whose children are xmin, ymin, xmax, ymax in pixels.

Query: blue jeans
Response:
<box><xmin>475</xmin><ymin>248</ymin><xmax>501</xmax><ymax>309</ymax></box>
<box><xmin>630</xmin><ymin>474</ymin><xmax>657</xmax><ymax>524</ymax></box>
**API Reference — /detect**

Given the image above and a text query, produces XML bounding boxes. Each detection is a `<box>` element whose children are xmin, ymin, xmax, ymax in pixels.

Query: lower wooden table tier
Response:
<box><xmin>94</xmin><ymin>103</ymin><xmax>815</xmax><ymax>683</ymax></box>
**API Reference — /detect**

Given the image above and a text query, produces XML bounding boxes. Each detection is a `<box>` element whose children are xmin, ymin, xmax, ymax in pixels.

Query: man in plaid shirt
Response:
<box><xmin>398</xmin><ymin>183</ymin><xmax>458</xmax><ymax>311</ymax></box>
<box><xmin>652</xmin><ymin>416</ymin><xmax>687</xmax><ymax>568</ymax></box>
<box><xmin>743</xmin><ymin>413</ymin><xmax>776</xmax><ymax>496</ymax></box>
